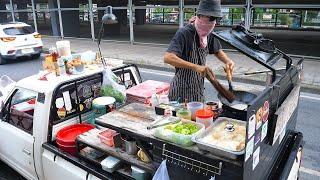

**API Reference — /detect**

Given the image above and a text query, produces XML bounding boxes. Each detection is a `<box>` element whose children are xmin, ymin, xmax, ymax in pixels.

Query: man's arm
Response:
<box><xmin>215</xmin><ymin>50</ymin><xmax>235</xmax><ymax>74</ymax></box>
<box><xmin>164</xmin><ymin>52</ymin><xmax>208</xmax><ymax>77</ymax></box>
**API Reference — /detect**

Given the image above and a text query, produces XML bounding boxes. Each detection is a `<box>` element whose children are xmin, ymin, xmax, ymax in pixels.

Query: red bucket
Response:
<box><xmin>56</xmin><ymin>123</ymin><xmax>95</xmax><ymax>154</ymax></box>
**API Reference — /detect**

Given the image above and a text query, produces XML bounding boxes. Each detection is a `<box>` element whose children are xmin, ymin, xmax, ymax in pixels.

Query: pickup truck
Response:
<box><xmin>0</xmin><ymin>63</ymin><xmax>304</xmax><ymax>180</ymax></box>
<box><xmin>0</xmin><ymin>64</ymin><xmax>142</xmax><ymax>180</ymax></box>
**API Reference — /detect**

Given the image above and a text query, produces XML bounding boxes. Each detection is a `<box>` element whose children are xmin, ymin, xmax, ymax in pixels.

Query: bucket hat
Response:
<box><xmin>196</xmin><ymin>0</ymin><xmax>222</xmax><ymax>18</ymax></box>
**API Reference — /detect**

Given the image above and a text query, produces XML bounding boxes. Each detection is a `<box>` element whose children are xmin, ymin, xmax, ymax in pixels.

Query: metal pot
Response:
<box><xmin>218</xmin><ymin>90</ymin><xmax>257</xmax><ymax>120</ymax></box>
<box><xmin>125</xmin><ymin>140</ymin><xmax>138</xmax><ymax>155</ymax></box>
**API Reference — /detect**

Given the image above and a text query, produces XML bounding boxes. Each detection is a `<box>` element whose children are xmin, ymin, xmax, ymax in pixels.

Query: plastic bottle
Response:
<box><xmin>151</xmin><ymin>94</ymin><xmax>159</xmax><ymax>108</ymax></box>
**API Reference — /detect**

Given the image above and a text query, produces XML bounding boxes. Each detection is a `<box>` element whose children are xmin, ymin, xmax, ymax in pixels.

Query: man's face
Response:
<box><xmin>198</xmin><ymin>15</ymin><xmax>218</xmax><ymax>28</ymax></box>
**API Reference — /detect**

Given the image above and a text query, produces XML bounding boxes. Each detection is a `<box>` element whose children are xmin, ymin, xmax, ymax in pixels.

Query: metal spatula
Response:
<box><xmin>225</xmin><ymin>67</ymin><xmax>234</xmax><ymax>91</ymax></box>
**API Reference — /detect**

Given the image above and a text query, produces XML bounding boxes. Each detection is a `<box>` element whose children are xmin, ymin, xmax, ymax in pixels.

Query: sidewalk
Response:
<box><xmin>42</xmin><ymin>37</ymin><xmax>320</xmax><ymax>93</ymax></box>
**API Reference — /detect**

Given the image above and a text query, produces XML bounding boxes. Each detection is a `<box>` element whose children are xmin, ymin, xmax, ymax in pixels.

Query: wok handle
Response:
<box><xmin>206</xmin><ymin>68</ymin><xmax>235</xmax><ymax>103</ymax></box>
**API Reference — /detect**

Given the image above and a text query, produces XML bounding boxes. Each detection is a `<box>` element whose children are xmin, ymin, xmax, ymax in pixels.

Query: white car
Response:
<box><xmin>0</xmin><ymin>22</ymin><xmax>43</xmax><ymax>65</ymax></box>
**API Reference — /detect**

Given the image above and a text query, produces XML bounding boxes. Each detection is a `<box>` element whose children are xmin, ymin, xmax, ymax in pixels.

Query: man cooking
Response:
<box><xmin>164</xmin><ymin>0</ymin><xmax>235</xmax><ymax>102</ymax></box>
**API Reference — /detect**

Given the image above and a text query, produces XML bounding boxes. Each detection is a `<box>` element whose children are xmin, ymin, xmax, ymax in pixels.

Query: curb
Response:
<box><xmin>123</xmin><ymin>60</ymin><xmax>320</xmax><ymax>95</ymax></box>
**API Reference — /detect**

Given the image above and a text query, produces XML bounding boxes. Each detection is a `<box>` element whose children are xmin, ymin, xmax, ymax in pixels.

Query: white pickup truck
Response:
<box><xmin>0</xmin><ymin>64</ymin><xmax>141</xmax><ymax>180</ymax></box>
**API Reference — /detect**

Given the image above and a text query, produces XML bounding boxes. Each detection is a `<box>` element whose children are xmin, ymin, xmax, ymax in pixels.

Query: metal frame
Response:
<box><xmin>88</xmin><ymin>0</ymin><xmax>95</xmax><ymax>41</ymax></box>
<box><xmin>56</xmin><ymin>0</ymin><xmax>64</xmax><ymax>38</ymax></box>
<box><xmin>245</xmin><ymin>0</ymin><xmax>252</xmax><ymax>29</ymax></box>
<box><xmin>31</xmin><ymin>0</ymin><xmax>37</xmax><ymax>32</ymax></box>
<box><xmin>128</xmin><ymin>0</ymin><xmax>134</xmax><ymax>44</ymax></box>
<box><xmin>179</xmin><ymin>0</ymin><xmax>184</xmax><ymax>28</ymax></box>
<box><xmin>9</xmin><ymin>0</ymin><xmax>15</xmax><ymax>22</ymax></box>
<box><xmin>3</xmin><ymin>1</ymin><xmax>320</xmax><ymax>43</ymax></box>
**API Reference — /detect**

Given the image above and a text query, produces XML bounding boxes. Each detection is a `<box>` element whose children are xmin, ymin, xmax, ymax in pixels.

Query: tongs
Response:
<box><xmin>147</xmin><ymin>116</ymin><xmax>180</xmax><ymax>130</ymax></box>
<box><xmin>206</xmin><ymin>68</ymin><xmax>235</xmax><ymax>103</ymax></box>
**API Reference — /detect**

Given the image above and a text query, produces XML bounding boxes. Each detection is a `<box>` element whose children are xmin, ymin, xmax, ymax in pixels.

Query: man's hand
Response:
<box><xmin>194</xmin><ymin>65</ymin><xmax>209</xmax><ymax>77</ymax></box>
<box><xmin>225</xmin><ymin>60</ymin><xmax>235</xmax><ymax>76</ymax></box>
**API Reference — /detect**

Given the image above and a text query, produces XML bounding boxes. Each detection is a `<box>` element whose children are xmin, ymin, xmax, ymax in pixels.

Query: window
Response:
<box><xmin>51</xmin><ymin>74</ymin><xmax>102</xmax><ymax>124</ymax></box>
<box><xmin>3</xmin><ymin>88</ymin><xmax>37</xmax><ymax>134</ymax></box>
<box><xmin>3</xmin><ymin>26</ymin><xmax>35</xmax><ymax>35</ymax></box>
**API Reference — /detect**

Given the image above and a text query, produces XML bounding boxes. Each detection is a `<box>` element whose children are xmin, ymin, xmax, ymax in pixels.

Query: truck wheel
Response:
<box><xmin>0</xmin><ymin>55</ymin><xmax>6</xmax><ymax>65</ymax></box>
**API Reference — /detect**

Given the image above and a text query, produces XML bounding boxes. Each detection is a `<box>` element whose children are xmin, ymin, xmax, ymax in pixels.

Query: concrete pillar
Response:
<box><xmin>179</xmin><ymin>0</ymin><xmax>184</xmax><ymax>28</ymax></box>
<box><xmin>60</xmin><ymin>1</ymin><xmax>80</xmax><ymax>37</ymax></box>
<box><xmin>17</xmin><ymin>2</ymin><xmax>28</xmax><ymax>22</ymax></box>
<box><xmin>48</xmin><ymin>0</ymin><xmax>60</xmax><ymax>36</ymax></box>
<box><xmin>0</xmin><ymin>2</ymin><xmax>7</xmax><ymax>23</ymax></box>
<box><xmin>135</xmin><ymin>9</ymin><xmax>146</xmax><ymax>25</ymax></box>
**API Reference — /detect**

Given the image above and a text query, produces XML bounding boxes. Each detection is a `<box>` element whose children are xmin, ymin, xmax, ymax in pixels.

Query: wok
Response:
<box><xmin>218</xmin><ymin>90</ymin><xmax>257</xmax><ymax>120</ymax></box>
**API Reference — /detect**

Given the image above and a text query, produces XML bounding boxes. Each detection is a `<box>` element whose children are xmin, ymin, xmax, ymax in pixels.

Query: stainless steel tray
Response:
<box><xmin>192</xmin><ymin>117</ymin><xmax>246</xmax><ymax>160</ymax></box>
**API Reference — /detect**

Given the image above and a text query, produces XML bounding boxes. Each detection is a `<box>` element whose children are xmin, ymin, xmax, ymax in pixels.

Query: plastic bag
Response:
<box><xmin>101</xmin><ymin>67</ymin><xmax>126</xmax><ymax>103</ymax></box>
<box><xmin>152</xmin><ymin>160</ymin><xmax>170</xmax><ymax>180</ymax></box>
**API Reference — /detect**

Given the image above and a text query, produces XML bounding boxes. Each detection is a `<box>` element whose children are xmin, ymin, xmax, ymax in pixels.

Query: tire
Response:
<box><xmin>0</xmin><ymin>55</ymin><xmax>6</xmax><ymax>65</ymax></box>
<box><xmin>31</xmin><ymin>53</ymin><xmax>41</xmax><ymax>59</ymax></box>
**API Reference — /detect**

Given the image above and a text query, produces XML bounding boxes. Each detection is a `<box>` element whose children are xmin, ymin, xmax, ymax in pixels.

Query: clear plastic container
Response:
<box><xmin>101</xmin><ymin>156</ymin><xmax>121</xmax><ymax>173</ymax></box>
<box><xmin>176</xmin><ymin>108</ymin><xmax>192</xmax><ymax>120</ymax></box>
<box><xmin>153</xmin><ymin>119</ymin><xmax>205</xmax><ymax>146</ymax></box>
<box><xmin>195</xmin><ymin>109</ymin><xmax>214</xmax><ymax>128</ymax></box>
<box><xmin>187</xmin><ymin>102</ymin><xmax>204</xmax><ymax>121</ymax></box>
<box><xmin>98</xmin><ymin>129</ymin><xmax>118</xmax><ymax>147</ymax></box>
<box><xmin>131</xmin><ymin>166</ymin><xmax>148</xmax><ymax>180</ymax></box>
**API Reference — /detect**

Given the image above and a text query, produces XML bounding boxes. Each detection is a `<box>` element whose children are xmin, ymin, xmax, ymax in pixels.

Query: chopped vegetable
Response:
<box><xmin>165</xmin><ymin>122</ymin><xmax>199</xmax><ymax>135</ymax></box>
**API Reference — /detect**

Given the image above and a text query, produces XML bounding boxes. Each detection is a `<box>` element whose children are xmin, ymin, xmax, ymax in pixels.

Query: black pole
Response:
<box><xmin>162</xmin><ymin>8</ymin><xmax>164</xmax><ymax>23</ymax></box>
<box><xmin>231</xmin><ymin>8</ymin><xmax>234</xmax><ymax>25</ymax></box>
<box><xmin>252</xmin><ymin>9</ymin><xmax>255</xmax><ymax>26</ymax></box>
<box><xmin>299</xmin><ymin>10</ymin><xmax>303</xmax><ymax>28</ymax></box>
<box><xmin>275</xmin><ymin>13</ymin><xmax>278</xmax><ymax>27</ymax></box>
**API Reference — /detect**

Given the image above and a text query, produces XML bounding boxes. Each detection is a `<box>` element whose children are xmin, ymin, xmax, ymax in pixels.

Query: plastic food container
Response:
<box><xmin>56</xmin><ymin>123</ymin><xmax>95</xmax><ymax>155</ymax></box>
<box><xmin>131</xmin><ymin>166</ymin><xmax>148</xmax><ymax>180</ymax></box>
<box><xmin>187</xmin><ymin>102</ymin><xmax>204</xmax><ymax>121</ymax></box>
<box><xmin>56</xmin><ymin>40</ymin><xmax>71</xmax><ymax>57</ymax></box>
<box><xmin>153</xmin><ymin>119</ymin><xmax>205</xmax><ymax>146</ymax></box>
<box><xmin>176</xmin><ymin>108</ymin><xmax>192</xmax><ymax>120</ymax></box>
<box><xmin>195</xmin><ymin>109</ymin><xmax>214</xmax><ymax>128</ymax></box>
<box><xmin>101</xmin><ymin>156</ymin><xmax>121</xmax><ymax>173</ymax></box>
<box><xmin>91</xmin><ymin>97</ymin><xmax>116</xmax><ymax>124</ymax></box>
<box><xmin>98</xmin><ymin>129</ymin><xmax>118</xmax><ymax>147</ymax></box>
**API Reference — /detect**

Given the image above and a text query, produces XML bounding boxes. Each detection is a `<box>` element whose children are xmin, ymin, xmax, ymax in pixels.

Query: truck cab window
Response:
<box><xmin>4</xmin><ymin>88</ymin><xmax>37</xmax><ymax>134</ymax></box>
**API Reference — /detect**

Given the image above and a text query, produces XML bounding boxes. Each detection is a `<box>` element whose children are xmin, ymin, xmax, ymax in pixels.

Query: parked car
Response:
<box><xmin>0</xmin><ymin>22</ymin><xmax>43</xmax><ymax>65</ymax></box>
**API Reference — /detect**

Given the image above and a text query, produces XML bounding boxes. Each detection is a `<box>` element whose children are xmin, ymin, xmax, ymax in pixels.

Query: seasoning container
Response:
<box><xmin>206</xmin><ymin>101</ymin><xmax>218</xmax><ymax>111</ymax></box>
<box><xmin>125</xmin><ymin>139</ymin><xmax>138</xmax><ymax>155</ymax></box>
<box><xmin>176</xmin><ymin>99</ymin><xmax>191</xmax><ymax>120</ymax></box>
<box><xmin>57</xmin><ymin>57</ymin><xmax>66</xmax><ymax>75</ymax></box>
<box><xmin>195</xmin><ymin>109</ymin><xmax>214</xmax><ymax>128</ymax></box>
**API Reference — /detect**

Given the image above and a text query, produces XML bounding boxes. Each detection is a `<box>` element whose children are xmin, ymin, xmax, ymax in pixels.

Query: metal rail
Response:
<box><xmin>162</xmin><ymin>144</ymin><xmax>223</xmax><ymax>176</ymax></box>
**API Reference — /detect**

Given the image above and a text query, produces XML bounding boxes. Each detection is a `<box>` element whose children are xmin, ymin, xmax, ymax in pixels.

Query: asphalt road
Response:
<box><xmin>0</xmin><ymin>57</ymin><xmax>320</xmax><ymax>180</ymax></box>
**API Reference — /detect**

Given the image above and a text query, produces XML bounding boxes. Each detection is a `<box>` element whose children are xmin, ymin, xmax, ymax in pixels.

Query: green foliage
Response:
<box><xmin>101</xmin><ymin>85</ymin><xmax>125</xmax><ymax>103</ymax></box>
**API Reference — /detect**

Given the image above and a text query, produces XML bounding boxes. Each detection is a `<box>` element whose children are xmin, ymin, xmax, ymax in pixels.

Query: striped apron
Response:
<box><xmin>168</xmin><ymin>33</ymin><xmax>209</xmax><ymax>102</ymax></box>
